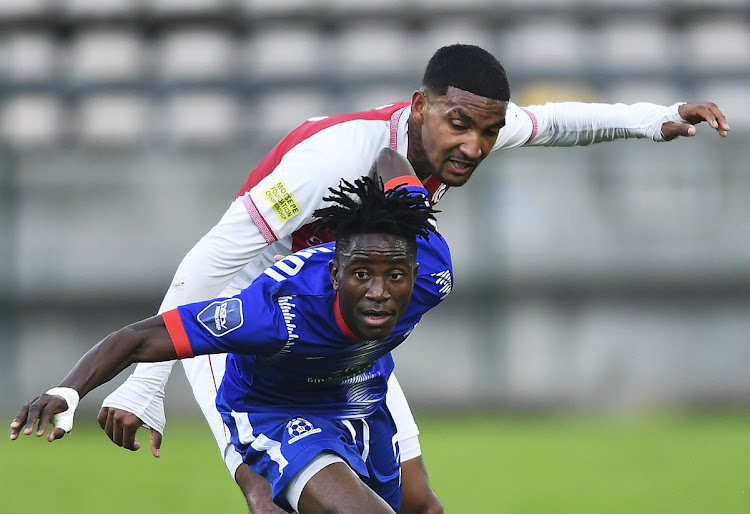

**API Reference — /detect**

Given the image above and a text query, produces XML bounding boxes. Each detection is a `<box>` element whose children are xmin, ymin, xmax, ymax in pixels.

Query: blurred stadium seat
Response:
<box><xmin>158</xmin><ymin>29</ymin><xmax>235</xmax><ymax>80</ymax></box>
<box><xmin>1</xmin><ymin>94</ymin><xmax>63</xmax><ymax>147</ymax></box>
<box><xmin>335</xmin><ymin>22</ymin><xmax>411</xmax><ymax>76</ymax></box>
<box><xmin>416</xmin><ymin>18</ymin><xmax>496</xmax><ymax>64</ymax></box>
<box><xmin>683</xmin><ymin>16</ymin><xmax>750</xmax><ymax>71</ymax></box>
<box><xmin>64</xmin><ymin>0</ymin><xmax>136</xmax><ymax>17</ymax></box>
<box><xmin>68</xmin><ymin>30</ymin><xmax>144</xmax><ymax>82</ymax></box>
<box><xmin>243</xmin><ymin>23</ymin><xmax>324</xmax><ymax>80</ymax></box>
<box><xmin>4</xmin><ymin>32</ymin><xmax>56</xmax><ymax>80</ymax></box>
<box><xmin>149</xmin><ymin>0</ymin><xmax>232</xmax><ymax>15</ymax></box>
<box><xmin>77</xmin><ymin>94</ymin><xmax>149</xmax><ymax>146</ymax></box>
<box><xmin>242</xmin><ymin>0</ymin><xmax>313</xmax><ymax>16</ymax></box>
<box><xmin>0</xmin><ymin>0</ymin><xmax>49</xmax><ymax>18</ymax></box>
<box><xmin>344</xmin><ymin>85</ymin><xmax>412</xmax><ymax>114</ymax></box>
<box><xmin>499</xmin><ymin>17</ymin><xmax>588</xmax><ymax>73</ymax></box>
<box><xmin>596</xmin><ymin>17</ymin><xmax>672</xmax><ymax>71</ymax></box>
<box><xmin>252</xmin><ymin>88</ymin><xmax>331</xmax><ymax>139</ymax></box>
<box><xmin>165</xmin><ymin>92</ymin><xmax>239</xmax><ymax>144</ymax></box>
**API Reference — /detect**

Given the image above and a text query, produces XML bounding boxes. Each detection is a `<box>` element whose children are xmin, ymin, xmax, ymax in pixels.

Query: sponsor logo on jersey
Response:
<box><xmin>197</xmin><ymin>298</ymin><xmax>244</xmax><ymax>337</ymax></box>
<box><xmin>264</xmin><ymin>181</ymin><xmax>301</xmax><ymax>221</ymax></box>
<box><xmin>286</xmin><ymin>417</ymin><xmax>322</xmax><ymax>443</ymax></box>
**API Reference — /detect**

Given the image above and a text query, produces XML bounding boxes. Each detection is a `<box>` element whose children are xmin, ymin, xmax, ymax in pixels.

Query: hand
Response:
<box><xmin>661</xmin><ymin>102</ymin><xmax>729</xmax><ymax>141</ymax></box>
<box><xmin>97</xmin><ymin>407</ymin><xmax>163</xmax><ymax>457</ymax></box>
<box><xmin>10</xmin><ymin>394</ymin><xmax>70</xmax><ymax>442</ymax></box>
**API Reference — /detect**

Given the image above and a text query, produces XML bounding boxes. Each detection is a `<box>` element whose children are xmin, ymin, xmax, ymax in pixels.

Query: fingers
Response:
<box><xmin>660</xmin><ymin>121</ymin><xmax>695</xmax><ymax>142</ymax></box>
<box><xmin>97</xmin><ymin>407</ymin><xmax>109</xmax><ymax>430</ymax></box>
<box><xmin>678</xmin><ymin>102</ymin><xmax>730</xmax><ymax>137</ymax></box>
<box><xmin>120</xmin><ymin>421</ymin><xmax>141</xmax><ymax>452</ymax></box>
<box><xmin>9</xmin><ymin>403</ymin><xmax>31</xmax><ymax>440</ymax></box>
<box><xmin>49</xmin><ymin>427</ymin><xmax>67</xmax><ymax>442</ymax></box>
<box><xmin>150</xmin><ymin>430</ymin><xmax>163</xmax><ymax>458</ymax></box>
<box><xmin>10</xmin><ymin>395</ymin><xmax>66</xmax><ymax>441</ymax></box>
<box><xmin>98</xmin><ymin>408</ymin><xmax>144</xmax><ymax>452</ymax></box>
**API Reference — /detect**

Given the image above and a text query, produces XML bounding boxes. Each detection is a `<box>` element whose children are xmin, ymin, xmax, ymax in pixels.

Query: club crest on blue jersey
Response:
<box><xmin>197</xmin><ymin>298</ymin><xmax>244</xmax><ymax>337</ymax></box>
<box><xmin>286</xmin><ymin>417</ymin><xmax>322</xmax><ymax>444</ymax></box>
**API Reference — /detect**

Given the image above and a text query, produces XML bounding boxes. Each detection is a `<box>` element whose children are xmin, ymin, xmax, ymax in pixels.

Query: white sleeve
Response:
<box><xmin>493</xmin><ymin>101</ymin><xmax>688</xmax><ymax>151</ymax></box>
<box><xmin>101</xmin><ymin>198</ymin><xmax>272</xmax><ymax>433</ymax></box>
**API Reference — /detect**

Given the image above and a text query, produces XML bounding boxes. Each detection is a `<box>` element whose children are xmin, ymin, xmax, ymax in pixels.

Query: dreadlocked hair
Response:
<box><xmin>313</xmin><ymin>176</ymin><xmax>439</xmax><ymax>255</ymax></box>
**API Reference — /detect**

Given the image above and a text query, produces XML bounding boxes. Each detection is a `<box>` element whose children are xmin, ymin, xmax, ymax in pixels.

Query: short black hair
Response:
<box><xmin>313</xmin><ymin>176</ymin><xmax>438</xmax><ymax>258</ymax></box>
<box><xmin>421</xmin><ymin>44</ymin><xmax>510</xmax><ymax>101</ymax></box>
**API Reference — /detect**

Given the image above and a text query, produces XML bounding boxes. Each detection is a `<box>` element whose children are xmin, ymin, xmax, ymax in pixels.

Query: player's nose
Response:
<box><xmin>365</xmin><ymin>277</ymin><xmax>390</xmax><ymax>301</ymax></box>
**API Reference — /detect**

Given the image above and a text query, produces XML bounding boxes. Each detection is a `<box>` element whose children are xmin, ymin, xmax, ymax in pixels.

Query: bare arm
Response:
<box><xmin>370</xmin><ymin>147</ymin><xmax>418</xmax><ymax>184</ymax></box>
<box><xmin>10</xmin><ymin>315</ymin><xmax>176</xmax><ymax>442</ymax></box>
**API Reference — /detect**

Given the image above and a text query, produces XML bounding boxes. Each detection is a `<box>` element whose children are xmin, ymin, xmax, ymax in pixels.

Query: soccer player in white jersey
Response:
<box><xmin>12</xmin><ymin>149</ymin><xmax>451</xmax><ymax>513</ymax></box>
<box><xmin>95</xmin><ymin>44</ymin><xmax>729</xmax><ymax>513</ymax></box>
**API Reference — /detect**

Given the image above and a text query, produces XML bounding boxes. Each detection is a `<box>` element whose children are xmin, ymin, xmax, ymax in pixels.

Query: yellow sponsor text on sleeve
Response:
<box><xmin>264</xmin><ymin>181</ymin><xmax>301</xmax><ymax>222</ymax></box>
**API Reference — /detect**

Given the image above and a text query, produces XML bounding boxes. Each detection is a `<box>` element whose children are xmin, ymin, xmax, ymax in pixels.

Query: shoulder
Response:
<box><xmin>492</xmin><ymin>101</ymin><xmax>537</xmax><ymax>150</ymax></box>
<box><xmin>260</xmin><ymin>243</ymin><xmax>336</xmax><ymax>288</ymax></box>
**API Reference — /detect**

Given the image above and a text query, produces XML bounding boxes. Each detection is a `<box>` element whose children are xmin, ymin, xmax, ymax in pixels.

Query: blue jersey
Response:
<box><xmin>164</xmin><ymin>183</ymin><xmax>453</xmax><ymax>420</ymax></box>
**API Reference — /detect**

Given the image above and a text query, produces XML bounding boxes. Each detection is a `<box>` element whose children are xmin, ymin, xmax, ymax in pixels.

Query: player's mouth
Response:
<box><xmin>361</xmin><ymin>310</ymin><xmax>395</xmax><ymax>328</ymax></box>
<box><xmin>447</xmin><ymin>158</ymin><xmax>476</xmax><ymax>176</ymax></box>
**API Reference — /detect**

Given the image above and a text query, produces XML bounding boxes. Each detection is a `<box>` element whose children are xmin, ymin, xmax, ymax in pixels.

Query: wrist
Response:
<box><xmin>45</xmin><ymin>387</ymin><xmax>80</xmax><ymax>433</ymax></box>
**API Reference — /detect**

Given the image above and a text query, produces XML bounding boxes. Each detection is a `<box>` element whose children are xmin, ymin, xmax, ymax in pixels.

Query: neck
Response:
<box><xmin>406</xmin><ymin>116</ymin><xmax>432</xmax><ymax>182</ymax></box>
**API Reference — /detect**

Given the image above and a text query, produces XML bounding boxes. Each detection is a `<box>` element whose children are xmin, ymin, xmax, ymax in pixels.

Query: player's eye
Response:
<box><xmin>389</xmin><ymin>271</ymin><xmax>405</xmax><ymax>280</ymax></box>
<box><xmin>354</xmin><ymin>270</ymin><xmax>368</xmax><ymax>279</ymax></box>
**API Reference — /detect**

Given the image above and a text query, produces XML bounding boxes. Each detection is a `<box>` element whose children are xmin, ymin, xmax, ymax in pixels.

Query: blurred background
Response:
<box><xmin>1</xmin><ymin>0</ymin><xmax>749</xmax><ymax>421</ymax></box>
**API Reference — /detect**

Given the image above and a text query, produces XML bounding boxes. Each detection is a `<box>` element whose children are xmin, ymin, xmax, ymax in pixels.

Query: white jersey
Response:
<box><xmin>102</xmin><ymin>97</ymin><xmax>687</xmax><ymax>475</ymax></box>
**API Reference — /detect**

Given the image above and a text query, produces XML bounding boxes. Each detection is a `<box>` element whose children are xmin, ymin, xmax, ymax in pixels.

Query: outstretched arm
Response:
<box><xmin>10</xmin><ymin>315</ymin><xmax>176</xmax><ymax>443</ymax></box>
<box><xmin>496</xmin><ymin>100</ymin><xmax>729</xmax><ymax>150</ymax></box>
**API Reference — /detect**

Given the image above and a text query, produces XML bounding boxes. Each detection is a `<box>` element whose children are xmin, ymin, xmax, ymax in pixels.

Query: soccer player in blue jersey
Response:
<box><xmin>11</xmin><ymin>149</ymin><xmax>453</xmax><ymax>513</ymax></box>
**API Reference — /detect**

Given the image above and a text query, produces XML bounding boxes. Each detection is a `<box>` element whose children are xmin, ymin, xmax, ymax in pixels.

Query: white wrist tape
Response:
<box><xmin>45</xmin><ymin>387</ymin><xmax>80</xmax><ymax>433</ymax></box>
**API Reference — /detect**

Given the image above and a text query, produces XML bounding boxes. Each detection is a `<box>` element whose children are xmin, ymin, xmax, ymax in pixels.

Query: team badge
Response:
<box><xmin>264</xmin><ymin>180</ymin><xmax>301</xmax><ymax>221</ymax></box>
<box><xmin>286</xmin><ymin>417</ymin><xmax>322</xmax><ymax>444</ymax></box>
<box><xmin>197</xmin><ymin>298</ymin><xmax>243</xmax><ymax>337</ymax></box>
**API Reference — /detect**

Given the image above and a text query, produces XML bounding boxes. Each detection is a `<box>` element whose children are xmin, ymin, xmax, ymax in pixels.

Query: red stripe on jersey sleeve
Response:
<box><xmin>163</xmin><ymin>309</ymin><xmax>194</xmax><ymax>359</ymax></box>
<box><xmin>243</xmin><ymin>195</ymin><xmax>277</xmax><ymax>243</ymax></box>
<box><xmin>520</xmin><ymin>107</ymin><xmax>539</xmax><ymax>143</ymax></box>
<box><xmin>384</xmin><ymin>175</ymin><xmax>422</xmax><ymax>192</ymax></box>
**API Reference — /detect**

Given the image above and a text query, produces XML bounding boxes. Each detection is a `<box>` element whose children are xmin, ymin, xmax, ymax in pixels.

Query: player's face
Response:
<box><xmin>409</xmin><ymin>86</ymin><xmax>507</xmax><ymax>187</ymax></box>
<box><xmin>330</xmin><ymin>233</ymin><xmax>418</xmax><ymax>341</ymax></box>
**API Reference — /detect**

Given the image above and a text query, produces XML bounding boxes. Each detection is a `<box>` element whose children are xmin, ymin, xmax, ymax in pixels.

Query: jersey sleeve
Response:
<box><xmin>162</xmin><ymin>280</ymin><xmax>288</xmax><ymax>359</ymax></box>
<box><xmin>493</xmin><ymin>101</ymin><xmax>686</xmax><ymax>151</ymax></box>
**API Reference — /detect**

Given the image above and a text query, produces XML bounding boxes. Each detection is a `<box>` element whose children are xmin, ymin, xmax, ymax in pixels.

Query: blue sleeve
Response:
<box><xmin>174</xmin><ymin>278</ymin><xmax>288</xmax><ymax>357</ymax></box>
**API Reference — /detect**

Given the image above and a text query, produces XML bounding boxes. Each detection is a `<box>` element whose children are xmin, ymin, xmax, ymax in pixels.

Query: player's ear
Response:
<box><xmin>411</xmin><ymin>90</ymin><xmax>427</xmax><ymax>124</ymax></box>
<box><xmin>329</xmin><ymin>260</ymin><xmax>340</xmax><ymax>290</ymax></box>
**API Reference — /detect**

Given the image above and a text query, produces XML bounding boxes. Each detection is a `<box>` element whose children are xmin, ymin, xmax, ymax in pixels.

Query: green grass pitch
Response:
<box><xmin>4</xmin><ymin>411</ymin><xmax>750</xmax><ymax>513</ymax></box>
